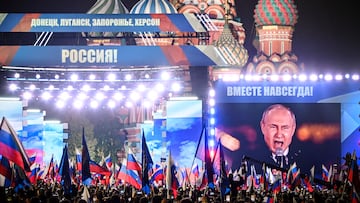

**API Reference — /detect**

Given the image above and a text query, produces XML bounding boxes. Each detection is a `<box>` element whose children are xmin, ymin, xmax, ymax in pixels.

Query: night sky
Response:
<box><xmin>0</xmin><ymin>0</ymin><xmax>359</xmax><ymax>72</ymax></box>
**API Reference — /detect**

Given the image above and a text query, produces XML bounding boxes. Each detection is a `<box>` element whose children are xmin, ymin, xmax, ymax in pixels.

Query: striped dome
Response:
<box><xmin>254</xmin><ymin>0</ymin><xmax>298</xmax><ymax>26</ymax></box>
<box><xmin>85</xmin><ymin>0</ymin><xmax>129</xmax><ymax>38</ymax></box>
<box><xmin>130</xmin><ymin>0</ymin><xmax>178</xmax><ymax>14</ymax></box>
<box><xmin>88</xmin><ymin>0</ymin><xmax>129</xmax><ymax>14</ymax></box>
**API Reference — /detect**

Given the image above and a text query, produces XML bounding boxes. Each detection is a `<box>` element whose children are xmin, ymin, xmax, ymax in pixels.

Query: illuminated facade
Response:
<box><xmin>245</xmin><ymin>0</ymin><xmax>301</xmax><ymax>75</ymax></box>
<box><xmin>84</xmin><ymin>0</ymin><xmax>301</xmax><ymax>79</ymax></box>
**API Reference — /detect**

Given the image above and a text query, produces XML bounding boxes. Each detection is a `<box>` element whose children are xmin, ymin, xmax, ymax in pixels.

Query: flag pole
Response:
<box><xmin>190</xmin><ymin>126</ymin><xmax>205</xmax><ymax>188</ymax></box>
<box><xmin>166</xmin><ymin>149</ymin><xmax>172</xmax><ymax>200</ymax></box>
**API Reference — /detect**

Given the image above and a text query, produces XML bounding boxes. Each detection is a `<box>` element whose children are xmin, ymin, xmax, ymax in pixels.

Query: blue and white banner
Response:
<box><xmin>0</xmin><ymin>45</ymin><xmax>226</xmax><ymax>67</ymax></box>
<box><xmin>215</xmin><ymin>80</ymin><xmax>360</xmax><ymax>103</ymax></box>
<box><xmin>0</xmin><ymin>13</ymin><xmax>206</xmax><ymax>32</ymax></box>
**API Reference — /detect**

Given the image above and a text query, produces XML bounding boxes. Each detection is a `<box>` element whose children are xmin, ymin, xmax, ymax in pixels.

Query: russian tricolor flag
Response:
<box><xmin>322</xmin><ymin>164</ymin><xmax>330</xmax><ymax>182</ymax></box>
<box><xmin>272</xmin><ymin>178</ymin><xmax>281</xmax><ymax>194</ymax></box>
<box><xmin>28</xmin><ymin>163</ymin><xmax>40</xmax><ymax>184</ymax></box>
<box><xmin>302</xmin><ymin>175</ymin><xmax>314</xmax><ymax>193</ymax></box>
<box><xmin>191</xmin><ymin>163</ymin><xmax>199</xmax><ymax>178</ymax></box>
<box><xmin>166</xmin><ymin>150</ymin><xmax>179</xmax><ymax>198</ymax></box>
<box><xmin>75</xmin><ymin>147</ymin><xmax>82</xmax><ymax>171</ymax></box>
<box><xmin>126</xmin><ymin>148</ymin><xmax>142</xmax><ymax>176</ymax></box>
<box><xmin>0</xmin><ymin>117</ymin><xmax>30</xmax><ymax>172</ymax></box>
<box><xmin>28</xmin><ymin>153</ymin><xmax>37</xmax><ymax>165</ymax></box>
<box><xmin>104</xmin><ymin>153</ymin><xmax>112</xmax><ymax>170</ymax></box>
<box><xmin>266</xmin><ymin>196</ymin><xmax>274</xmax><ymax>203</ymax></box>
<box><xmin>117</xmin><ymin>160</ymin><xmax>141</xmax><ymax>189</ymax></box>
<box><xmin>150</xmin><ymin>164</ymin><xmax>164</xmax><ymax>183</ymax></box>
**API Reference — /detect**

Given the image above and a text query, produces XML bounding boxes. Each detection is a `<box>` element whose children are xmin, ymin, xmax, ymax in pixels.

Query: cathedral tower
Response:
<box><xmin>246</xmin><ymin>0</ymin><xmax>302</xmax><ymax>75</ymax></box>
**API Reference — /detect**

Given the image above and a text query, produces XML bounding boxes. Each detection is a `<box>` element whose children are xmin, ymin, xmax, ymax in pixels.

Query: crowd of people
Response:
<box><xmin>0</xmin><ymin>103</ymin><xmax>358</xmax><ymax>202</ymax></box>
<box><xmin>0</xmin><ymin>168</ymin><xmax>358</xmax><ymax>203</ymax></box>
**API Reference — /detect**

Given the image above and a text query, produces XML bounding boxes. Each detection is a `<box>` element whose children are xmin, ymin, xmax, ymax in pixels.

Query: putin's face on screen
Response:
<box><xmin>260</xmin><ymin>104</ymin><xmax>296</xmax><ymax>154</ymax></box>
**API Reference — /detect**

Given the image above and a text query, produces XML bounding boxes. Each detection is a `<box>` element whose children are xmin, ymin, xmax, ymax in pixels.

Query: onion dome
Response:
<box><xmin>130</xmin><ymin>0</ymin><xmax>178</xmax><ymax>14</ymax></box>
<box><xmin>254</xmin><ymin>0</ymin><xmax>298</xmax><ymax>26</ymax></box>
<box><xmin>130</xmin><ymin>0</ymin><xmax>178</xmax><ymax>45</ymax></box>
<box><xmin>88</xmin><ymin>0</ymin><xmax>129</xmax><ymax>14</ymax></box>
<box><xmin>213</xmin><ymin>23</ymin><xmax>248</xmax><ymax>67</ymax></box>
<box><xmin>84</xmin><ymin>0</ymin><xmax>129</xmax><ymax>40</ymax></box>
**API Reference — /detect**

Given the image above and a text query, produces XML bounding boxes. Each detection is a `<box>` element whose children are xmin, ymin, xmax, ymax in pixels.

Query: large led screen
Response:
<box><xmin>214</xmin><ymin>79</ymin><xmax>360</xmax><ymax>177</ymax></box>
<box><xmin>215</xmin><ymin>102</ymin><xmax>341</xmax><ymax>175</ymax></box>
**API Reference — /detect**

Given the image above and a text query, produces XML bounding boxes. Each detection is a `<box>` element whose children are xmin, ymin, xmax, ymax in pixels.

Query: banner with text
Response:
<box><xmin>0</xmin><ymin>45</ymin><xmax>226</xmax><ymax>67</ymax></box>
<box><xmin>0</xmin><ymin>13</ymin><xmax>206</xmax><ymax>32</ymax></box>
<box><xmin>214</xmin><ymin>80</ymin><xmax>360</xmax><ymax>103</ymax></box>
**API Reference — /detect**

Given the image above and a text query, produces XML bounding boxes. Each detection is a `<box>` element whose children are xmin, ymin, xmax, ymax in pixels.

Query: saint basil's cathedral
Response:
<box><xmin>0</xmin><ymin>0</ymin><xmax>308</xmax><ymax>164</ymax></box>
<box><xmin>79</xmin><ymin>0</ymin><xmax>300</xmax><ymax>159</ymax></box>
<box><xmin>84</xmin><ymin>0</ymin><xmax>300</xmax><ymax>77</ymax></box>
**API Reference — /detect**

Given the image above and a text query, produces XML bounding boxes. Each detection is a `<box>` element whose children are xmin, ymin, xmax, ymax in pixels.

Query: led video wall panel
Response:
<box><xmin>22</xmin><ymin>110</ymin><xmax>44</xmax><ymax>165</ymax></box>
<box><xmin>43</xmin><ymin>122</ymin><xmax>64</xmax><ymax>165</ymax></box>
<box><xmin>147</xmin><ymin>100</ymin><xmax>203</xmax><ymax>169</ymax></box>
<box><xmin>0</xmin><ymin>99</ymin><xmax>23</xmax><ymax>131</ymax></box>
<box><xmin>214</xmin><ymin>79</ymin><xmax>360</xmax><ymax>175</ymax></box>
<box><xmin>166</xmin><ymin>100</ymin><xmax>203</xmax><ymax>169</ymax></box>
